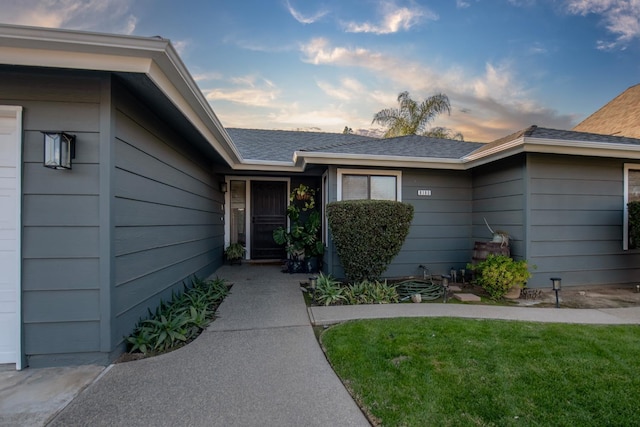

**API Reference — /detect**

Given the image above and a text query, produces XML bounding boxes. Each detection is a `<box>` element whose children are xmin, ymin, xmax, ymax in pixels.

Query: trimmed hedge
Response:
<box><xmin>327</xmin><ymin>200</ymin><xmax>414</xmax><ymax>282</ymax></box>
<box><xmin>628</xmin><ymin>201</ymin><xmax>640</xmax><ymax>249</ymax></box>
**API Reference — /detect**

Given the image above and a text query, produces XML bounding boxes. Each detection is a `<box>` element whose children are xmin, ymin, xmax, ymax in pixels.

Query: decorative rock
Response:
<box><xmin>453</xmin><ymin>293</ymin><xmax>481</xmax><ymax>302</ymax></box>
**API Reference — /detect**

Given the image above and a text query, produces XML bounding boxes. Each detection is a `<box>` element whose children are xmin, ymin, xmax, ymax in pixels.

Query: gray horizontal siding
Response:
<box><xmin>24</xmin><ymin>322</ymin><xmax>101</xmax><ymax>354</ymax></box>
<box><xmin>329</xmin><ymin>168</ymin><xmax>474</xmax><ymax>279</ymax></box>
<box><xmin>112</xmin><ymin>85</ymin><xmax>224</xmax><ymax>344</ymax></box>
<box><xmin>472</xmin><ymin>156</ymin><xmax>526</xmax><ymax>257</ymax></box>
<box><xmin>527</xmin><ymin>154</ymin><xmax>631</xmax><ymax>287</ymax></box>
<box><xmin>4</xmin><ymin>68</ymin><xmax>104</xmax><ymax>366</ymax></box>
<box><xmin>23</xmin><ymin>290</ymin><xmax>100</xmax><ymax>322</ymax></box>
<box><xmin>22</xmin><ymin>259</ymin><xmax>99</xmax><ymax>291</ymax></box>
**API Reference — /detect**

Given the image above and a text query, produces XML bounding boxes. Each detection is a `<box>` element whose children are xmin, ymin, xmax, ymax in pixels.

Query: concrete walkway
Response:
<box><xmin>309</xmin><ymin>302</ymin><xmax>640</xmax><ymax>326</ymax></box>
<box><xmin>5</xmin><ymin>265</ymin><xmax>640</xmax><ymax>426</ymax></box>
<box><xmin>47</xmin><ymin>265</ymin><xmax>370</xmax><ymax>427</ymax></box>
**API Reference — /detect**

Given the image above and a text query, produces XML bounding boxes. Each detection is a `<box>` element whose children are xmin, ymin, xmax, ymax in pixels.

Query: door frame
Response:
<box><xmin>0</xmin><ymin>105</ymin><xmax>23</xmax><ymax>370</ymax></box>
<box><xmin>224</xmin><ymin>176</ymin><xmax>290</xmax><ymax>260</ymax></box>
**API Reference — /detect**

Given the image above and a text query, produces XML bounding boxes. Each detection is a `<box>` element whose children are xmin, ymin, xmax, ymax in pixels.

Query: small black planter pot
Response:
<box><xmin>287</xmin><ymin>259</ymin><xmax>305</xmax><ymax>274</ymax></box>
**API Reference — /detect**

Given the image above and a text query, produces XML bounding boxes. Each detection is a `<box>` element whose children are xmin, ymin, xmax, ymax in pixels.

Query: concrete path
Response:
<box><xmin>309</xmin><ymin>302</ymin><xmax>640</xmax><ymax>326</ymax></box>
<box><xmin>5</xmin><ymin>265</ymin><xmax>640</xmax><ymax>426</ymax></box>
<box><xmin>48</xmin><ymin>265</ymin><xmax>370</xmax><ymax>427</ymax></box>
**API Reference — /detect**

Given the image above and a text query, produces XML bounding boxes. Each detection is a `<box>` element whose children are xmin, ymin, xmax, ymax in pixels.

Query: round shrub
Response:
<box><xmin>327</xmin><ymin>200</ymin><xmax>414</xmax><ymax>282</ymax></box>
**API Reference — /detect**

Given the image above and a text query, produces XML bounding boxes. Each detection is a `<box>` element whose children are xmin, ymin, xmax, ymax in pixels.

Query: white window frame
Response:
<box><xmin>623</xmin><ymin>164</ymin><xmax>640</xmax><ymax>250</ymax></box>
<box><xmin>336</xmin><ymin>168</ymin><xmax>402</xmax><ymax>202</ymax></box>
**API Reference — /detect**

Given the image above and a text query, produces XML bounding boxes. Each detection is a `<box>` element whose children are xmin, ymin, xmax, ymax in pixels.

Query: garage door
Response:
<box><xmin>0</xmin><ymin>106</ymin><xmax>22</xmax><ymax>368</ymax></box>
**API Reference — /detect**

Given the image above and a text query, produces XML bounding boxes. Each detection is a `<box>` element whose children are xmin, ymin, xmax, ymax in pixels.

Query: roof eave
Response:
<box><xmin>294</xmin><ymin>151</ymin><xmax>467</xmax><ymax>170</ymax></box>
<box><xmin>232</xmin><ymin>159</ymin><xmax>304</xmax><ymax>173</ymax></box>
<box><xmin>0</xmin><ymin>24</ymin><xmax>243</xmax><ymax>166</ymax></box>
<box><xmin>463</xmin><ymin>136</ymin><xmax>640</xmax><ymax>168</ymax></box>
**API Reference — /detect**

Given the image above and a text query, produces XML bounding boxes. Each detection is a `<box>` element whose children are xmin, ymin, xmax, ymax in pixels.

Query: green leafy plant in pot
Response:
<box><xmin>273</xmin><ymin>184</ymin><xmax>324</xmax><ymax>273</ymax></box>
<box><xmin>224</xmin><ymin>243</ymin><xmax>246</xmax><ymax>265</ymax></box>
<box><xmin>467</xmin><ymin>254</ymin><xmax>533</xmax><ymax>300</ymax></box>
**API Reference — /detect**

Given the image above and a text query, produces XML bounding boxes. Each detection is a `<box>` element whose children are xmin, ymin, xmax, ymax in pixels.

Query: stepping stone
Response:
<box><xmin>448</xmin><ymin>285</ymin><xmax>462</xmax><ymax>292</ymax></box>
<box><xmin>453</xmin><ymin>293</ymin><xmax>481</xmax><ymax>302</ymax></box>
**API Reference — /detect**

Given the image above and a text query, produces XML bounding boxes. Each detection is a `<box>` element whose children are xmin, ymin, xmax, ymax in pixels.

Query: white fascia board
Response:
<box><xmin>522</xmin><ymin>138</ymin><xmax>640</xmax><ymax>158</ymax></box>
<box><xmin>0</xmin><ymin>45</ymin><xmax>153</xmax><ymax>73</ymax></box>
<box><xmin>463</xmin><ymin>136</ymin><xmax>640</xmax><ymax>168</ymax></box>
<box><xmin>146</xmin><ymin>61</ymin><xmax>241</xmax><ymax>166</ymax></box>
<box><xmin>232</xmin><ymin>159</ymin><xmax>303</xmax><ymax>172</ymax></box>
<box><xmin>294</xmin><ymin>151</ymin><xmax>467</xmax><ymax>170</ymax></box>
<box><xmin>463</xmin><ymin>137</ymin><xmax>525</xmax><ymax>163</ymax></box>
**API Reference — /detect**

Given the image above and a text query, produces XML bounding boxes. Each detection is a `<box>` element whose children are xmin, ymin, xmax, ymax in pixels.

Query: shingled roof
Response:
<box><xmin>226</xmin><ymin>128</ymin><xmax>375</xmax><ymax>162</ymax></box>
<box><xmin>573</xmin><ymin>84</ymin><xmax>640</xmax><ymax>138</ymax></box>
<box><xmin>227</xmin><ymin>128</ymin><xmax>484</xmax><ymax>162</ymax></box>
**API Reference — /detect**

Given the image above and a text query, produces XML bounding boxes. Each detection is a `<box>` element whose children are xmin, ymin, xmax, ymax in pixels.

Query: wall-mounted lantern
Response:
<box><xmin>43</xmin><ymin>132</ymin><xmax>75</xmax><ymax>170</ymax></box>
<box><xmin>550</xmin><ymin>277</ymin><xmax>562</xmax><ymax>308</ymax></box>
<box><xmin>220</xmin><ymin>182</ymin><xmax>228</xmax><ymax>193</ymax></box>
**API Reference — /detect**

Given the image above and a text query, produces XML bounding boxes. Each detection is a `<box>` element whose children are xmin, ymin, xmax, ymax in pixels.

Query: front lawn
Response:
<box><xmin>321</xmin><ymin>318</ymin><xmax>640</xmax><ymax>426</ymax></box>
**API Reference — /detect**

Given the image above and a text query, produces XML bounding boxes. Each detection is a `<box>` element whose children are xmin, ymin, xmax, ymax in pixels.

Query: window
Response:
<box><xmin>337</xmin><ymin>169</ymin><xmax>401</xmax><ymax>201</ymax></box>
<box><xmin>624</xmin><ymin>164</ymin><xmax>640</xmax><ymax>250</ymax></box>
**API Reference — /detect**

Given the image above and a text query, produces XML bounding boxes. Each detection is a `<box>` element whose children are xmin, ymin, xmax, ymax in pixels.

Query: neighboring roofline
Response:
<box><xmin>0</xmin><ymin>24</ymin><xmax>243</xmax><ymax>166</ymax></box>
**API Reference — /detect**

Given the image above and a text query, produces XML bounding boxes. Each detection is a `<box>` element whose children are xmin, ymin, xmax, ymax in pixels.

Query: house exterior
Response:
<box><xmin>2</xmin><ymin>24</ymin><xmax>640</xmax><ymax>368</ymax></box>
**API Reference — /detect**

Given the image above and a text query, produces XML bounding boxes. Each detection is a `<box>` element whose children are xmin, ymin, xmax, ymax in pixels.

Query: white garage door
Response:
<box><xmin>0</xmin><ymin>106</ymin><xmax>22</xmax><ymax>369</ymax></box>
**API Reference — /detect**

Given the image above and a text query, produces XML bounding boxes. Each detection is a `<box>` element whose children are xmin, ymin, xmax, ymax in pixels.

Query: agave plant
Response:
<box><xmin>314</xmin><ymin>273</ymin><xmax>346</xmax><ymax>306</ymax></box>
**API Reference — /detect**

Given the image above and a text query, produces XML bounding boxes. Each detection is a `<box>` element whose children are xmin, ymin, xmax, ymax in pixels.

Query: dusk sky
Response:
<box><xmin>2</xmin><ymin>0</ymin><xmax>639</xmax><ymax>142</ymax></box>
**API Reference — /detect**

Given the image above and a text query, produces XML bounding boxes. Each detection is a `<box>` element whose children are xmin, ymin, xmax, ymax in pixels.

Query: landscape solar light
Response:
<box><xmin>550</xmin><ymin>277</ymin><xmax>562</xmax><ymax>308</ymax></box>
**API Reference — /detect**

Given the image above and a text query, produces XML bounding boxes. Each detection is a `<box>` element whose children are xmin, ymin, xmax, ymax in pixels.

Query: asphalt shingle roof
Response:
<box><xmin>227</xmin><ymin>126</ymin><xmax>640</xmax><ymax>165</ymax></box>
<box><xmin>471</xmin><ymin>125</ymin><xmax>640</xmax><ymax>156</ymax></box>
<box><xmin>227</xmin><ymin>128</ymin><xmax>484</xmax><ymax>162</ymax></box>
<box><xmin>226</xmin><ymin>128</ymin><xmax>375</xmax><ymax>162</ymax></box>
<box><xmin>573</xmin><ymin>84</ymin><xmax>640</xmax><ymax>139</ymax></box>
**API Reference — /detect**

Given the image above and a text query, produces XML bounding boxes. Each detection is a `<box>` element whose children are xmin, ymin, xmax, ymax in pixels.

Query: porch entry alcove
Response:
<box><xmin>251</xmin><ymin>181</ymin><xmax>287</xmax><ymax>259</ymax></box>
<box><xmin>226</xmin><ymin>178</ymin><xmax>289</xmax><ymax>261</ymax></box>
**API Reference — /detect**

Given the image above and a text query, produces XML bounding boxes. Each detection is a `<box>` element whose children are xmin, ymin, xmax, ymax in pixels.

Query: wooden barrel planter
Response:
<box><xmin>472</xmin><ymin>241</ymin><xmax>510</xmax><ymax>264</ymax></box>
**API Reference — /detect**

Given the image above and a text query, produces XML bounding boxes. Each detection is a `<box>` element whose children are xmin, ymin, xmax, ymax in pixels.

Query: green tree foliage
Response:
<box><xmin>628</xmin><ymin>201</ymin><xmax>640</xmax><ymax>249</ymax></box>
<box><xmin>327</xmin><ymin>200</ymin><xmax>414</xmax><ymax>282</ymax></box>
<box><xmin>372</xmin><ymin>91</ymin><xmax>464</xmax><ymax>140</ymax></box>
<box><xmin>424</xmin><ymin>126</ymin><xmax>464</xmax><ymax>141</ymax></box>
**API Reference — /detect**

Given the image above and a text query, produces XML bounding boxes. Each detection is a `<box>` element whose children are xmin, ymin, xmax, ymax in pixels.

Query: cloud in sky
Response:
<box><xmin>566</xmin><ymin>0</ymin><xmax>640</xmax><ymax>50</ymax></box>
<box><xmin>342</xmin><ymin>1</ymin><xmax>437</xmax><ymax>34</ymax></box>
<box><xmin>300</xmin><ymin>38</ymin><xmax>574</xmax><ymax>141</ymax></box>
<box><xmin>285</xmin><ymin>0</ymin><xmax>328</xmax><ymax>24</ymax></box>
<box><xmin>0</xmin><ymin>0</ymin><xmax>137</xmax><ymax>34</ymax></box>
<box><xmin>204</xmin><ymin>75</ymin><xmax>281</xmax><ymax>108</ymax></box>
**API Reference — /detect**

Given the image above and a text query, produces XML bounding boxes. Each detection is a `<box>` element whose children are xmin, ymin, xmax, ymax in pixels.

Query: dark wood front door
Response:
<box><xmin>251</xmin><ymin>181</ymin><xmax>287</xmax><ymax>259</ymax></box>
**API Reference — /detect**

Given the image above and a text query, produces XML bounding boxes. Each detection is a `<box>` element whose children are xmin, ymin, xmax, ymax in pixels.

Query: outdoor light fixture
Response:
<box><xmin>43</xmin><ymin>132</ymin><xmax>75</xmax><ymax>170</ymax></box>
<box><xmin>441</xmin><ymin>275</ymin><xmax>450</xmax><ymax>303</ymax></box>
<box><xmin>220</xmin><ymin>182</ymin><xmax>228</xmax><ymax>193</ymax></box>
<box><xmin>550</xmin><ymin>277</ymin><xmax>562</xmax><ymax>308</ymax></box>
<box><xmin>441</xmin><ymin>275</ymin><xmax>449</xmax><ymax>288</ymax></box>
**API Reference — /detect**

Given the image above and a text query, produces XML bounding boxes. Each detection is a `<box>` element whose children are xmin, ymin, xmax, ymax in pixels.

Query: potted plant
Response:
<box><xmin>224</xmin><ymin>243</ymin><xmax>245</xmax><ymax>265</ymax></box>
<box><xmin>467</xmin><ymin>254</ymin><xmax>533</xmax><ymax>300</ymax></box>
<box><xmin>273</xmin><ymin>184</ymin><xmax>324</xmax><ymax>273</ymax></box>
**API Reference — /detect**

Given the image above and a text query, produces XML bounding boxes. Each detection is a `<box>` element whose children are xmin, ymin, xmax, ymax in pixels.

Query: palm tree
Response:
<box><xmin>372</xmin><ymin>91</ymin><xmax>462</xmax><ymax>140</ymax></box>
<box><xmin>424</xmin><ymin>126</ymin><xmax>464</xmax><ymax>141</ymax></box>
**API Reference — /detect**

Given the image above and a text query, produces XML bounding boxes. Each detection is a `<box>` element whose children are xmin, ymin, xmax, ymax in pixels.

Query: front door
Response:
<box><xmin>251</xmin><ymin>181</ymin><xmax>287</xmax><ymax>259</ymax></box>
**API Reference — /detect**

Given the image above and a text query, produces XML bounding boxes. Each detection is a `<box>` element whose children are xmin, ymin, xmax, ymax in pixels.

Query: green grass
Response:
<box><xmin>321</xmin><ymin>318</ymin><xmax>640</xmax><ymax>426</ymax></box>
